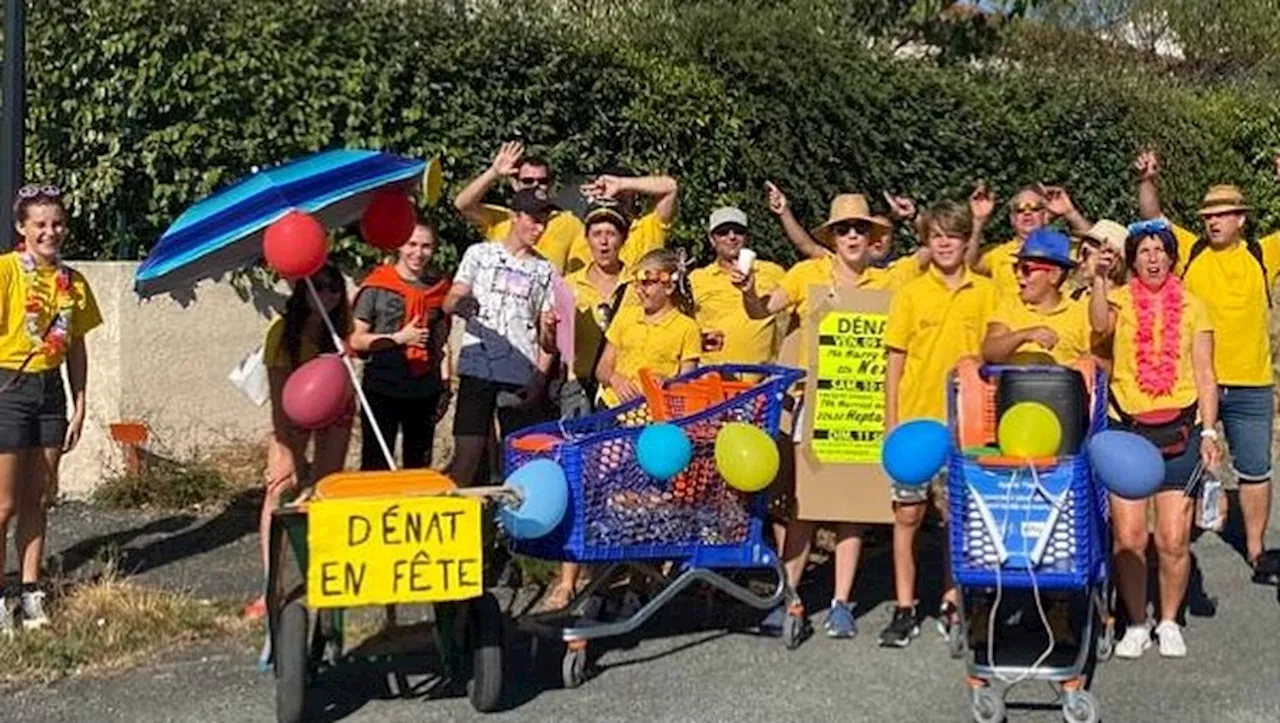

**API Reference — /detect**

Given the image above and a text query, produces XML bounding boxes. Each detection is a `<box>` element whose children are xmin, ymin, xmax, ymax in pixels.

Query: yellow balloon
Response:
<box><xmin>424</xmin><ymin>156</ymin><xmax>444</xmax><ymax>207</ymax></box>
<box><xmin>997</xmin><ymin>402</ymin><xmax>1062</xmax><ymax>458</ymax></box>
<box><xmin>714</xmin><ymin>422</ymin><xmax>780</xmax><ymax>492</ymax></box>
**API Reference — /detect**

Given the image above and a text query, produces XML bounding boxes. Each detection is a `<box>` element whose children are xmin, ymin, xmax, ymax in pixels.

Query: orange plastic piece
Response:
<box><xmin>638</xmin><ymin>368</ymin><xmax>672</xmax><ymax>420</ymax></box>
<box><xmin>511</xmin><ymin>433</ymin><xmax>564</xmax><ymax>453</ymax></box>
<box><xmin>975</xmin><ymin>456</ymin><xmax>1059</xmax><ymax>470</ymax></box>
<box><xmin>314</xmin><ymin>469</ymin><xmax>457</xmax><ymax>500</ymax></box>
<box><xmin>109</xmin><ymin>421</ymin><xmax>149</xmax><ymax>445</ymax></box>
<box><xmin>954</xmin><ymin>357</ymin><xmax>994</xmax><ymax>449</ymax></box>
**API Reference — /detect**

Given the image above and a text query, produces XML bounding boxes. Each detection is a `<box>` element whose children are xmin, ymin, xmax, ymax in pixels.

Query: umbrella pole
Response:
<box><xmin>304</xmin><ymin>277</ymin><xmax>397</xmax><ymax>471</ymax></box>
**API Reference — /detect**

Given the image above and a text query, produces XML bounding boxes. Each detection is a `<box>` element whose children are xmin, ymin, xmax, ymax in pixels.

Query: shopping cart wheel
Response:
<box><xmin>274</xmin><ymin>599</ymin><xmax>310</xmax><ymax>723</ymax></box>
<box><xmin>1061</xmin><ymin>690</ymin><xmax>1099</xmax><ymax>723</ymax></box>
<box><xmin>466</xmin><ymin>593</ymin><xmax>505</xmax><ymax>712</ymax></box>
<box><xmin>562</xmin><ymin>644</ymin><xmax>588</xmax><ymax>689</ymax></box>
<box><xmin>781</xmin><ymin>610</ymin><xmax>810</xmax><ymax>650</ymax></box>
<box><xmin>970</xmin><ymin>687</ymin><xmax>1005</xmax><ymax>723</ymax></box>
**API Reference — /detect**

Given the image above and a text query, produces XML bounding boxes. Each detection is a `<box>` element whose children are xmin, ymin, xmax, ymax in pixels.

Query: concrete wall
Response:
<box><xmin>62</xmin><ymin>262</ymin><xmax>288</xmax><ymax>496</ymax></box>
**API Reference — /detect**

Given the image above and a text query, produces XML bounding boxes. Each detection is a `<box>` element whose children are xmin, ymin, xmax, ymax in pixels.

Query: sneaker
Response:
<box><xmin>759</xmin><ymin>603</ymin><xmax>786</xmax><ymax>636</ymax></box>
<box><xmin>935</xmin><ymin>600</ymin><xmax>959</xmax><ymax>639</ymax></box>
<box><xmin>1154</xmin><ymin>621</ymin><xmax>1187</xmax><ymax>658</ymax></box>
<box><xmin>20</xmin><ymin>590</ymin><xmax>49</xmax><ymax>630</ymax></box>
<box><xmin>825</xmin><ymin>601</ymin><xmax>857</xmax><ymax>639</ymax></box>
<box><xmin>879</xmin><ymin>606</ymin><xmax>920</xmax><ymax>648</ymax></box>
<box><xmin>1114</xmin><ymin>623</ymin><xmax>1152</xmax><ymax>659</ymax></box>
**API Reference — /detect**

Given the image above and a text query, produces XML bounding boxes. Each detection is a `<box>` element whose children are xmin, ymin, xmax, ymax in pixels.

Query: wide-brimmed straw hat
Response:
<box><xmin>1198</xmin><ymin>184</ymin><xmax>1250</xmax><ymax>217</ymax></box>
<box><xmin>812</xmin><ymin>194</ymin><xmax>891</xmax><ymax>246</ymax></box>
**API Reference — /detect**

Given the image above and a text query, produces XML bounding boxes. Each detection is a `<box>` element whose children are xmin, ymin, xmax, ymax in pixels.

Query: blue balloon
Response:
<box><xmin>636</xmin><ymin>423</ymin><xmax>693</xmax><ymax>481</ymax></box>
<box><xmin>1088</xmin><ymin>430</ymin><xmax>1164</xmax><ymax>500</ymax></box>
<box><xmin>882</xmin><ymin>419</ymin><xmax>950</xmax><ymax>487</ymax></box>
<box><xmin>499</xmin><ymin>459</ymin><xmax>570</xmax><ymax>539</ymax></box>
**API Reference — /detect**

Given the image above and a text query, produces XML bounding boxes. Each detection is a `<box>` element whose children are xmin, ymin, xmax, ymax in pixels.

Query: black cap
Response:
<box><xmin>510</xmin><ymin>188</ymin><xmax>558</xmax><ymax>217</ymax></box>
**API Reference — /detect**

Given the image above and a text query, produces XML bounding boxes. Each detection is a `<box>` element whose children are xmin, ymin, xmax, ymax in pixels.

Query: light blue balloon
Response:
<box><xmin>1088</xmin><ymin>430</ymin><xmax>1164</xmax><ymax>500</ymax></box>
<box><xmin>882</xmin><ymin>419</ymin><xmax>950</xmax><ymax>487</ymax></box>
<box><xmin>499</xmin><ymin>459</ymin><xmax>569</xmax><ymax>539</ymax></box>
<box><xmin>636</xmin><ymin>423</ymin><xmax>694</xmax><ymax>481</ymax></box>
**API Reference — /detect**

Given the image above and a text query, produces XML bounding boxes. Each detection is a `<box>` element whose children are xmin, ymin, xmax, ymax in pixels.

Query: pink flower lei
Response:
<box><xmin>1129</xmin><ymin>274</ymin><xmax>1183</xmax><ymax>397</ymax></box>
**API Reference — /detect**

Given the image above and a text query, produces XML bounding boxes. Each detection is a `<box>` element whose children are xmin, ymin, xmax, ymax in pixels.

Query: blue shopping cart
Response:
<box><xmin>946</xmin><ymin>360</ymin><xmax>1114</xmax><ymax>723</ymax></box>
<box><xmin>506</xmin><ymin>364</ymin><xmax>803</xmax><ymax>688</ymax></box>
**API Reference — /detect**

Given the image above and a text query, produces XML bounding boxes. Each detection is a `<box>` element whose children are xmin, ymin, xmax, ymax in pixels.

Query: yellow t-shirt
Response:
<box><xmin>689</xmin><ymin>260</ymin><xmax>786</xmax><ymax>365</ymax></box>
<box><xmin>563</xmin><ymin>264</ymin><xmax>638</xmax><ymax>381</ymax></box>
<box><xmin>979</xmin><ymin>238</ymin><xmax>1021</xmax><ymax>300</ymax></box>
<box><xmin>477</xmin><ymin>203</ymin><xmax>584</xmax><ymax>274</ymax></box>
<box><xmin>885</xmin><ymin>268</ymin><xmax>998</xmax><ymax>422</ymax></box>
<box><xmin>1107</xmin><ymin>284</ymin><xmax>1213</xmax><ymax>416</ymax></box>
<box><xmin>778</xmin><ymin>255</ymin><xmax>923</xmax><ymax>369</ymax></box>
<box><xmin>262</xmin><ymin>316</ymin><xmax>322</xmax><ymax>372</ymax></box>
<box><xmin>0</xmin><ymin>253</ymin><xmax>102</xmax><ymax>372</ymax></box>
<box><xmin>564</xmin><ymin>211</ymin><xmax>670</xmax><ymax>276</ymax></box>
<box><xmin>600</xmin><ymin>305</ymin><xmax>701</xmax><ymax>405</ymax></box>
<box><xmin>1170</xmin><ymin>222</ymin><xmax>1280</xmax><ymax>386</ymax></box>
<box><xmin>988</xmin><ymin>294</ymin><xmax>1093</xmax><ymax>365</ymax></box>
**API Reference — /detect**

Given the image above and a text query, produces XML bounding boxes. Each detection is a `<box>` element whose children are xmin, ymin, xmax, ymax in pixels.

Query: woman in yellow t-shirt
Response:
<box><xmin>245</xmin><ymin>263</ymin><xmax>354</xmax><ymax>619</ymax></box>
<box><xmin>0</xmin><ymin>187</ymin><xmax>102</xmax><ymax>630</ymax></box>
<box><xmin>1089</xmin><ymin>220</ymin><xmax>1221</xmax><ymax>660</ymax></box>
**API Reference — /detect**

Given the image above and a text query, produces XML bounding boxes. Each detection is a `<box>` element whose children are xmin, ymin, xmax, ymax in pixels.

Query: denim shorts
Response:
<box><xmin>0</xmin><ymin>369</ymin><xmax>67</xmax><ymax>451</ymax></box>
<box><xmin>1219</xmin><ymin>385</ymin><xmax>1274</xmax><ymax>482</ymax></box>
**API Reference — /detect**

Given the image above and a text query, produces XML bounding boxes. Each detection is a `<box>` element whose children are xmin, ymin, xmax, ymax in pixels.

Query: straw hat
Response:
<box><xmin>1198</xmin><ymin>184</ymin><xmax>1250</xmax><ymax>217</ymax></box>
<box><xmin>812</xmin><ymin>194</ymin><xmax>891</xmax><ymax>246</ymax></box>
<box><xmin>1082</xmin><ymin>219</ymin><xmax>1127</xmax><ymax>253</ymax></box>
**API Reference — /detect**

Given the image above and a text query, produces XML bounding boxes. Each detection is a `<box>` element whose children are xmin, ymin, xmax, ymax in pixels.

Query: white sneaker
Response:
<box><xmin>1115</xmin><ymin>623</ymin><xmax>1152</xmax><ymax>659</ymax></box>
<box><xmin>20</xmin><ymin>590</ymin><xmax>49</xmax><ymax>630</ymax></box>
<box><xmin>1155</xmin><ymin>621</ymin><xmax>1187</xmax><ymax>658</ymax></box>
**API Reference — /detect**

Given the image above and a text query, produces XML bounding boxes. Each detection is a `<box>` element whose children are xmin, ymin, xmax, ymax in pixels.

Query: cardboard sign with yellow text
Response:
<box><xmin>307</xmin><ymin>496</ymin><xmax>484</xmax><ymax>608</ymax></box>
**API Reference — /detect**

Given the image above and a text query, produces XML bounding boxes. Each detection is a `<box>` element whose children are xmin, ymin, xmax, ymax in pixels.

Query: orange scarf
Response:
<box><xmin>359</xmin><ymin>264</ymin><xmax>450</xmax><ymax>376</ymax></box>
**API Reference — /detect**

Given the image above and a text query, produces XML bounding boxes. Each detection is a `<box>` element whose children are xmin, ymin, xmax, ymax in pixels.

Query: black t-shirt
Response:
<box><xmin>353</xmin><ymin>273</ymin><xmax>447</xmax><ymax>399</ymax></box>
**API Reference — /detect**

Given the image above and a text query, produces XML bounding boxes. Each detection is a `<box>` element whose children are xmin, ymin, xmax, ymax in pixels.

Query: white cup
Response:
<box><xmin>736</xmin><ymin>248</ymin><xmax>757</xmax><ymax>275</ymax></box>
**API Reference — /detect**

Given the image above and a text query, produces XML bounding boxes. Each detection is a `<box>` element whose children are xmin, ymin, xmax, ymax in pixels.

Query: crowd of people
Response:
<box><xmin>3</xmin><ymin>144</ymin><xmax>1279</xmax><ymax>662</ymax></box>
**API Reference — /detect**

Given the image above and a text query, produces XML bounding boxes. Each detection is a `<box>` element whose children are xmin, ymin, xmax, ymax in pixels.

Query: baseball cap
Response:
<box><xmin>510</xmin><ymin>188</ymin><xmax>558</xmax><ymax>217</ymax></box>
<box><xmin>708</xmin><ymin>206</ymin><xmax>748</xmax><ymax>232</ymax></box>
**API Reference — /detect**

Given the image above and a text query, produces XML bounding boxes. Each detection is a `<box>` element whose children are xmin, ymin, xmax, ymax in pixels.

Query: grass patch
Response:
<box><xmin>0</xmin><ymin>567</ymin><xmax>246</xmax><ymax>685</ymax></box>
<box><xmin>92</xmin><ymin>440</ymin><xmax>265</xmax><ymax>511</ymax></box>
<box><xmin>514</xmin><ymin>555</ymin><xmax>560</xmax><ymax>586</ymax></box>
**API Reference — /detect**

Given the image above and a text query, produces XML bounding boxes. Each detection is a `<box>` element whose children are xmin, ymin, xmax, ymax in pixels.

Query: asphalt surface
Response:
<box><xmin>6</xmin><ymin>495</ymin><xmax>1280</xmax><ymax>722</ymax></box>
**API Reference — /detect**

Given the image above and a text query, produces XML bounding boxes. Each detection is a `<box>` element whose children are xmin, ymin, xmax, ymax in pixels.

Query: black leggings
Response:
<box><xmin>360</xmin><ymin>389</ymin><xmax>440</xmax><ymax>470</ymax></box>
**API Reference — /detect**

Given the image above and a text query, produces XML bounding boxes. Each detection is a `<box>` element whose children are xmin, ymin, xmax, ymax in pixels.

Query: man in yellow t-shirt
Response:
<box><xmin>689</xmin><ymin>207</ymin><xmax>786</xmax><ymax>365</ymax></box>
<box><xmin>972</xmin><ymin>185</ymin><xmax>1094</xmax><ymax>300</ymax></box>
<box><xmin>559</xmin><ymin>169</ymin><xmax>679</xmax><ymax>275</ymax></box>
<box><xmin>1135</xmin><ymin>149</ymin><xmax>1280</xmax><ymax>581</ymax></box>
<box><xmin>982</xmin><ymin>228</ymin><xmax>1092</xmax><ymax>366</ymax></box>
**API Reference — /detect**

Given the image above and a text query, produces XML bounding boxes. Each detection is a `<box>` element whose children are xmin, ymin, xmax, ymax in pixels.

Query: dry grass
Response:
<box><xmin>92</xmin><ymin>439</ymin><xmax>265</xmax><ymax>511</ymax></box>
<box><xmin>0</xmin><ymin>566</ymin><xmax>247</xmax><ymax>685</ymax></box>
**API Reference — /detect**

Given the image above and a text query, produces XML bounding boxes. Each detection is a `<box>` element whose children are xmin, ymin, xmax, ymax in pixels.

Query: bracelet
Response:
<box><xmin>1200</xmin><ymin>429</ymin><xmax>1219</xmax><ymax>440</ymax></box>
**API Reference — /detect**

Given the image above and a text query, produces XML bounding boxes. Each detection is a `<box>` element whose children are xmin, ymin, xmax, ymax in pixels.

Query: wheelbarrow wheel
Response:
<box><xmin>466</xmin><ymin>593</ymin><xmax>505</xmax><ymax>712</ymax></box>
<box><xmin>275</xmin><ymin>599</ymin><xmax>310</xmax><ymax>723</ymax></box>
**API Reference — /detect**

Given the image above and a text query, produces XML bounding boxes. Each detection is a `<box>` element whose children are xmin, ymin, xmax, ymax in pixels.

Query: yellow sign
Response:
<box><xmin>811</xmin><ymin>311</ymin><xmax>887</xmax><ymax>464</ymax></box>
<box><xmin>307</xmin><ymin>496</ymin><xmax>484</xmax><ymax>608</ymax></box>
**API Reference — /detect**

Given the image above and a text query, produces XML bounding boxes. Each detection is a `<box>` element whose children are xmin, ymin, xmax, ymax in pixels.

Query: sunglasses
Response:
<box><xmin>1014</xmin><ymin>260</ymin><xmax>1058</xmax><ymax>276</ymax></box>
<box><xmin>1012</xmin><ymin>203</ymin><xmax>1044</xmax><ymax>214</ymax></box>
<box><xmin>17</xmin><ymin>184</ymin><xmax>61</xmax><ymax>200</ymax></box>
<box><xmin>711</xmin><ymin>224</ymin><xmax>748</xmax><ymax>238</ymax></box>
<box><xmin>636</xmin><ymin>269</ymin><xmax>673</xmax><ymax>286</ymax></box>
<box><xmin>830</xmin><ymin>219</ymin><xmax>873</xmax><ymax>237</ymax></box>
<box><xmin>515</xmin><ymin>176</ymin><xmax>551</xmax><ymax>188</ymax></box>
<box><xmin>1127</xmin><ymin>218</ymin><xmax>1170</xmax><ymax>237</ymax></box>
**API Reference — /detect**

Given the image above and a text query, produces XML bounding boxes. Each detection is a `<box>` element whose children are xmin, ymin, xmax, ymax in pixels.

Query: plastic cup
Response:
<box><xmin>736</xmin><ymin>248</ymin><xmax>757</xmax><ymax>275</ymax></box>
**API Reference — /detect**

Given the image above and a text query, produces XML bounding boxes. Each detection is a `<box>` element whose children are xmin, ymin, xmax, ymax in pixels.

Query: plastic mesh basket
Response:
<box><xmin>507</xmin><ymin>364</ymin><xmax>803</xmax><ymax>567</ymax></box>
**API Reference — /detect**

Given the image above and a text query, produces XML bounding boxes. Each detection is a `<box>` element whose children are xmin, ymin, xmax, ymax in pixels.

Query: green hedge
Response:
<box><xmin>14</xmin><ymin>0</ymin><xmax>1280</xmax><ymax>270</ymax></box>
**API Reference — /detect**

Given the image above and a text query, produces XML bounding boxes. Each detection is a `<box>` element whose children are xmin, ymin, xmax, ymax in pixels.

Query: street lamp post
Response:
<box><xmin>1</xmin><ymin>0</ymin><xmax>27</xmax><ymax>250</ymax></box>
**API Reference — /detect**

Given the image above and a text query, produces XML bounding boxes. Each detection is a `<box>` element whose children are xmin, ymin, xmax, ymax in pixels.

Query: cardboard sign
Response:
<box><xmin>779</xmin><ymin>285</ymin><xmax>894</xmax><ymax>523</ymax></box>
<box><xmin>307</xmin><ymin>496</ymin><xmax>484</xmax><ymax>608</ymax></box>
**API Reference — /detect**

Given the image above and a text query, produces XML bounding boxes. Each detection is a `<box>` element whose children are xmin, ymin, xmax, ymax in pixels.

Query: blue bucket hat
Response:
<box><xmin>1017</xmin><ymin>228</ymin><xmax>1075</xmax><ymax>268</ymax></box>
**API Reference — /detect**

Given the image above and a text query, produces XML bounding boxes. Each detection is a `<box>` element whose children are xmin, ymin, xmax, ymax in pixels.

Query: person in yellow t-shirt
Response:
<box><xmin>560</xmin><ymin>168</ymin><xmax>679</xmax><ymax>275</ymax></box>
<box><xmin>882</xmin><ymin>201</ymin><xmax>996</xmax><ymax>648</ymax></box>
<box><xmin>453</xmin><ymin>141</ymin><xmax>583</xmax><ymax>272</ymax></box>
<box><xmin>689</xmin><ymin>206</ymin><xmax>786</xmax><ymax>365</ymax></box>
<box><xmin>735</xmin><ymin>192</ymin><xmax>912</xmax><ymax>640</ymax></box>
<box><xmin>1135</xmin><ymin>147</ymin><xmax>1280</xmax><ymax>583</ymax></box>
<box><xmin>970</xmin><ymin>184</ymin><xmax>1094</xmax><ymax>300</ymax></box>
<box><xmin>983</xmin><ymin>228</ymin><xmax>1093</xmax><ymax>366</ymax></box>
<box><xmin>0</xmin><ymin>187</ymin><xmax>102</xmax><ymax>630</ymax></box>
<box><xmin>1087</xmin><ymin>221</ymin><xmax>1221</xmax><ymax>658</ymax></box>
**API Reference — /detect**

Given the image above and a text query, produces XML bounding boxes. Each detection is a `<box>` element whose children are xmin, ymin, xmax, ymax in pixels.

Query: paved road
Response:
<box><xmin>8</xmin><ymin>498</ymin><xmax>1280</xmax><ymax>722</ymax></box>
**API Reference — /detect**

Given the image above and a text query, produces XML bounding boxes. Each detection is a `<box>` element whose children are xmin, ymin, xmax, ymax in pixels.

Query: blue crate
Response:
<box><xmin>506</xmin><ymin>364</ymin><xmax>803</xmax><ymax>568</ymax></box>
<box><xmin>946</xmin><ymin>365</ymin><xmax>1110</xmax><ymax>591</ymax></box>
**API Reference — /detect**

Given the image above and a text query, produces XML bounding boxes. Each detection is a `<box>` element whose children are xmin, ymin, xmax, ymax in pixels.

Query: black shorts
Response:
<box><xmin>452</xmin><ymin>375</ymin><xmax>549</xmax><ymax>440</ymax></box>
<box><xmin>0</xmin><ymin>369</ymin><xmax>67</xmax><ymax>451</ymax></box>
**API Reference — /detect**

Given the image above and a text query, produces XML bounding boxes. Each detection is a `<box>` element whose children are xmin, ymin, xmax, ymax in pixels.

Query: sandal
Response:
<box><xmin>532</xmin><ymin>583</ymin><xmax>576</xmax><ymax>614</ymax></box>
<box><xmin>936</xmin><ymin>600</ymin><xmax>960</xmax><ymax>639</ymax></box>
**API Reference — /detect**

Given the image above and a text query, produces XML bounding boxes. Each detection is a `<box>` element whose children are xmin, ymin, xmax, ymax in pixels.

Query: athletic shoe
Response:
<box><xmin>1154</xmin><ymin>621</ymin><xmax>1187</xmax><ymax>658</ymax></box>
<box><xmin>1114</xmin><ymin>623</ymin><xmax>1152</xmax><ymax>659</ymax></box>
<box><xmin>20</xmin><ymin>590</ymin><xmax>49</xmax><ymax>630</ymax></box>
<box><xmin>825</xmin><ymin>601</ymin><xmax>857</xmax><ymax>639</ymax></box>
<box><xmin>759</xmin><ymin>603</ymin><xmax>786</xmax><ymax>636</ymax></box>
<box><xmin>879</xmin><ymin>606</ymin><xmax>920</xmax><ymax>648</ymax></box>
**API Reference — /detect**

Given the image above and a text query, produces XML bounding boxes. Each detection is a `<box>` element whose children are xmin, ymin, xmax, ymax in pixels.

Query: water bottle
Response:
<box><xmin>1197</xmin><ymin>473</ymin><xmax>1224</xmax><ymax>532</ymax></box>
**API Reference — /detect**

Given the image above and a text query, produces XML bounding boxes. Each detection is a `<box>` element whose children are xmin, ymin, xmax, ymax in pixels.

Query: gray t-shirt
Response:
<box><xmin>353</xmin><ymin>275</ymin><xmax>446</xmax><ymax>399</ymax></box>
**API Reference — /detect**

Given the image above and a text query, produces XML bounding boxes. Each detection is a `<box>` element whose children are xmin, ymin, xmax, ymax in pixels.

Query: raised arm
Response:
<box><xmin>585</xmin><ymin>174</ymin><xmax>680</xmax><ymax>224</ymax></box>
<box><xmin>766</xmin><ymin>181</ymin><xmax>828</xmax><ymax>260</ymax></box>
<box><xmin>1088</xmin><ymin>273</ymin><xmax>1116</xmax><ymax>336</ymax></box>
<box><xmin>1040</xmin><ymin>184</ymin><xmax>1093</xmax><ymax>236</ymax></box>
<box><xmin>967</xmin><ymin>181</ymin><xmax>994</xmax><ymax>273</ymax></box>
<box><xmin>1135</xmin><ymin>149</ymin><xmax>1163</xmax><ymax>221</ymax></box>
<box><xmin>453</xmin><ymin>142</ymin><xmax>524</xmax><ymax>228</ymax></box>
<box><xmin>731</xmin><ymin>267</ymin><xmax>792</xmax><ymax>320</ymax></box>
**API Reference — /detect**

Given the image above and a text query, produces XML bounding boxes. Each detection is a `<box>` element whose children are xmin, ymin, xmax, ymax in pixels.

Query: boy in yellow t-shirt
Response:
<box><xmin>881</xmin><ymin>201</ymin><xmax>996</xmax><ymax>648</ymax></box>
<box><xmin>982</xmin><ymin>228</ymin><xmax>1093</xmax><ymax>366</ymax></box>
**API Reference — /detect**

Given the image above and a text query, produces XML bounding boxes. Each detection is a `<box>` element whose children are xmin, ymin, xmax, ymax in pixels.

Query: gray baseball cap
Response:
<box><xmin>707</xmin><ymin>206</ymin><xmax>748</xmax><ymax>232</ymax></box>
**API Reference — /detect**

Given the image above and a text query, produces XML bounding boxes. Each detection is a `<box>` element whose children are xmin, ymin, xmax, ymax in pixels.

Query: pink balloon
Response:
<box><xmin>281</xmin><ymin>354</ymin><xmax>353</xmax><ymax>430</ymax></box>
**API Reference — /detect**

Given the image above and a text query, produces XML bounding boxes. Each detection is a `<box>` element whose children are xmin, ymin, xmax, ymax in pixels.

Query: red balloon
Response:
<box><xmin>263</xmin><ymin>210</ymin><xmax>328</xmax><ymax>280</ymax></box>
<box><xmin>281</xmin><ymin>354</ymin><xmax>354</xmax><ymax>430</ymax></box>
<box><xmin>360</xmin><ymin>191</ymin><xmax>416</xmax><ymax>251</ymax></box>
